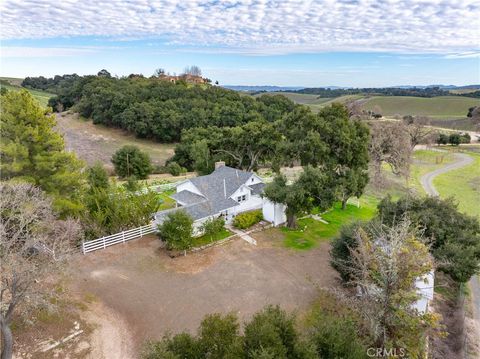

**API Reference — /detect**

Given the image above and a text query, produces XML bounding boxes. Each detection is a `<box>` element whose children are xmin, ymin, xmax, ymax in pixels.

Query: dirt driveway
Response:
<box><xmin>70</xmin><ymin>233</ymin><xmax>338</xmax><ymax>355</ymax></box>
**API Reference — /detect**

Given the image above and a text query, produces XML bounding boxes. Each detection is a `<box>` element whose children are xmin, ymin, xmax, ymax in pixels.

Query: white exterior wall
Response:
<box><xmin>176</xmin><ymin>181</ymin><xmax>203</xmax><ymax>197</ymax></box>
<box><xmin>262</xmin><ymin>199</ymin><xmax>286</xmax><ymax>226</ymax></box>
<box><xmin>230</xmin><ymin>185</ymin><xmax>263</xmax><ymax>216</ymax></box>
<box><xmin>413</xmin><ymin>270</ymin><xmax>435</xmax><ymax>314</ymax></box>
<box><xmin>246</xmin><ymin>174</ymin><xmax>263</xmax><ymax>185</ymax></box>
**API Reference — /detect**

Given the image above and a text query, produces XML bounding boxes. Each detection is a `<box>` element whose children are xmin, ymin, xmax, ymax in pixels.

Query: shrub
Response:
<box><xmin>309</xmin><ymin>311</ymin><xmax>368</xmax><ymax>359</ymax></box>
<box><xmin>244</xmin><ymin>305</ymin><xmax>299</xmax><ymax>359</ymax></box>
<box><xmin>111</xmin><ymin>145</ymin><xmax>152</xmax><ymax>179</ymax></box>
<box><xmin>197</xmin><ymin>313</ymin><xmax>242</xmax><ymax>358</ymax></box>
<box><xmin>87</xmin><ymin>162</ymin><xmax>109</xmax><ymax>190</ymax></box>
<box><xmin>167</xmin><ymin>161</ymin><xmax>187</xmax><ymax>176</ymax></box>
<box><xmin>157</xmin><ymin>210</ymin><xmax>194</xmax><ymax>251</ymax></box>
<box><xmin>436</xmin><ymin>133</ymin><xmax>449</xmax><ymax>145</ymax></box>
<box><xmin>460</xmin><ymin>132</ymin><xmax>471</xmax><ymax>144</ymax></box>
<box><xmin>448</xmin><ymin>133</ymin><xmax>461</xmax><ymax>146</ymax></box>
<box><xmin>200</xmin><ymin>217</ymin><xmax>225</xmax><ymax>238</ymax></box>
<box><xmin>233</xmin><ymin>210</ymin><xmax>263</xmax><ymax>229</ymax></box>
<box><xmin>330</xmin><ymin>221</ymin><xmax>371</xmax><ymax>283</ymax></box>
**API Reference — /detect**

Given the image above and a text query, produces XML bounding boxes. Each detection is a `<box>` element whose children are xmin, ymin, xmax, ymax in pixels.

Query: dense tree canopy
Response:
<box><xmin>38</xmin><ymin>73</ymin><xmax>296</xmax><ymax>143</ymax></box>
<box><xmin>333</xmin><ymin>196</ymin><xmax>480</xmax><ymax>283</ymax></box>
<box><xmin>0</xmin><ymin>90</ymin><xmax>85</xmax><ymax>216</ymax></box>
<box><xmin>171</xmin><ymin>121</ymin><xmax>282</xmax><ymax>172</ymax></box>
<box><xmin>377</xmin><ymin>196</ymin><xmax>480</xmax><ymax>282</ymax></box>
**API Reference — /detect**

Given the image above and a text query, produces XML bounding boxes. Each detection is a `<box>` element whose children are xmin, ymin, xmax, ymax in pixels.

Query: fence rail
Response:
<box><xmin>82</xmin><ymin>223</ymin><xmax>157</xmax><ymax>254</ymax></box>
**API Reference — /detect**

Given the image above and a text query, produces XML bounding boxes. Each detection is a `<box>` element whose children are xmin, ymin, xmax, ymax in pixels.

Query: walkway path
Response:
<box><xmin>419</xmin><ymin>152</ymin><xmax>473</xmax><ymax>196</ymax></box>
<box><xmin>226</xmin><ymin>225</ymin><xmax>257</xmax><ymax>245</ymax></box>
<box><xmin>419</xmin><ymin>150</ymin><xmax>480</xmax><ymax>325</ymax></box>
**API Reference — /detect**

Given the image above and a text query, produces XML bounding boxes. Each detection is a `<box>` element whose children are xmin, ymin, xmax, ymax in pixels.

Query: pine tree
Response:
<box><xmin>0</xmin><ymin>90</ymin><xmax>85</xmax><ymax>216</ymax></box>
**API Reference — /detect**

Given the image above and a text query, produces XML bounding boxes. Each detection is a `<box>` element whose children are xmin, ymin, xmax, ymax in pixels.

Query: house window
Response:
<box><xmin>237</xmin><ymin>195</ymin><xmax>247</xmax><ymax>203</ymax></box>
<box><xmin>251</xmin><ymin>178</ymin><xmax>254</xmax><ymax>182</ymax></box>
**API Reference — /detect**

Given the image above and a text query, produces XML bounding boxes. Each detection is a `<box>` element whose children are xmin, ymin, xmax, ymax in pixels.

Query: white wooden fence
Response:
<box><xmin>82</xmin><ymin>223</ymin><xmax>157</xmax><ymax>254</ymax></box>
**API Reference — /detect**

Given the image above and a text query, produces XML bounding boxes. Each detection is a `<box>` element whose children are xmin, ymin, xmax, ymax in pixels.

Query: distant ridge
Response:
<box><xmin>222</xmin><ymin>85</ymin><xmax>305</xmax><ymax>92</ymax></box>
<box><xmin>223</xmin><ymin>84</ymin><xmax>479</xmax><ymax>92</ymax></box>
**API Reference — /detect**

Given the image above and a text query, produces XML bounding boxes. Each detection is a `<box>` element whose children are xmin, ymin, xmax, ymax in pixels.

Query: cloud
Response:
<box><xmin>1</xmin><ymin>0</ymin><xmax>479</xmax><ymax>55</ymax></box>
<box><xmin>444</xmin><ymin>51</ymin><xmax>480</xmax><ymax>59</ymax></box>
<box><xmin>0</xmin><ymin>47</ymin><xmax>98</xmax><ymax>57</ymax></box>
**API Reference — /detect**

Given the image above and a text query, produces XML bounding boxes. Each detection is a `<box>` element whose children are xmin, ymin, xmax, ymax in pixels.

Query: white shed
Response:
<box><xmin>262</xmin><ymin>199</ymin><xmax>286</xmax><ymax>227</ymax></box>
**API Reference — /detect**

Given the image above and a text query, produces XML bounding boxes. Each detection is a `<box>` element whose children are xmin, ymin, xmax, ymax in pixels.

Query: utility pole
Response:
<box><xmin>127</xmin><ymin>153</ymin><xmax>130</xmax><ymax>178</ymax></box>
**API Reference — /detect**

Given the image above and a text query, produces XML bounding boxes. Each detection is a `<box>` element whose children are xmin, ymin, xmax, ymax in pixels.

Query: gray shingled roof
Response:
<box><xmin>170</xmin><ymin>190</ymin><xmax>206</xmax><ymax>205</ymax></box>
<box><xmin>189</xmin><ymin>166</ymin><xmax>253</xmax><ymax>199</ymax></box>
<box><xmin>156</xmin><ymin>166</ymin><xmax>263</xmax><ymax>223</ymax></box>
<box><xmin>248</xmin><ymin>183</ymin><xmax>265</xmax><ymax>196</ymax></box>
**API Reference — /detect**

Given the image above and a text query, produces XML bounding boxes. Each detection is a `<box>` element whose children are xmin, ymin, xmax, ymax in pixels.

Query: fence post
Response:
<box><xmin>123</xmin><ymin>231</ymin><xmax>125</xmax><ymax>243</ymax></box>
<box><xmin>82</xmin><ymin>240</ymin><xmax>85</xmax><ymax>255</ymax></box>
<box><xmin>140</xmin><ymin>226</ymin><xmax>143</xmax><ymax>237</ymax></box>
<box><xmin>103</xmin><ymin>237</ymin><xmax>106</xmax><ymax>249</ymax></box>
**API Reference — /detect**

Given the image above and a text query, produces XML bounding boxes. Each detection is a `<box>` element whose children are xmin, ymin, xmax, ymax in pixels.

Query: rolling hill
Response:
<box><xmin>361</xmin><ymin>96</ymin><xmax>478</xmax><ymax>119</ymax></box>
<box><xmin>0</xmin><ymin>77</ymin><xmax>54</xmax><ymax>107</ymax></box>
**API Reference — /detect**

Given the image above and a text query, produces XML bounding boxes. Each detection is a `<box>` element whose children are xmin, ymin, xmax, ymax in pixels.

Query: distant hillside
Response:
<box><xmin>0</xmin><ymin>77</ymin><xmax>54</xmax><ymax>106</ymax></box>
<box><xmin>361</xmin><ymin>96</ymin><xmax>478</xmax><ymax>119</ymax></box>
<box><xmin>222</xmin><ymin>85</ymin><xmax>305</xmax><ymax>92</ymax></box>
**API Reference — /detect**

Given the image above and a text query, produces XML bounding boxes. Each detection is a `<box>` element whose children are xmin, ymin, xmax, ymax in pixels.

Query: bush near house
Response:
<box><xmin>233</xmin><ymin>210</ymin><xmax>263</xmax><ymax>229</ymax></box>
<box><xmin>200</xmin><ymin>217</ymin><xmax>225</xmax><ymax>238</ymax></box>
<box><xmin>166</xmin><ymin>161</ymin><xmax>187</xmax><ymax>176</ymax></box>
<box><xmin>157</xmin><ymin>211</ymin><xmax>194</xmax><ymax>251</ymax></box>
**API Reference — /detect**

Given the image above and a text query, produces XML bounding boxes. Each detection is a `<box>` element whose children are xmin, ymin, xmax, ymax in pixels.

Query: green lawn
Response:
<box><xmin>157</xmin><ymin>190</ymin><xmax>176</xmax><ymax>211</ymax></box>
<box><xmin>193</xmin><ymin>229</ymin><xmax>233</xmax><ymax>247</ymax></box>
<box><xmin>433</xmin><ymin>150</ymin><xmax>480</xmax><ymax>218</ymax></box>
<box><xmin>281</xmin><ymin>195</ymin><xmax>379</xmax><ymax>250</ymax></box>
<box><xmin>362</xmin><ymin>96</ymin><xmax>478</xmax><ymax>119</ymax></box>
<box><xmin>409</xmin><ymin>149</ymin><xmax>455</xmax><ymax>194</ymax></box>
<box><xmin>0</xmin><ymin>78</ymin><xmax>54</xmax><ymax>107</ymax></box>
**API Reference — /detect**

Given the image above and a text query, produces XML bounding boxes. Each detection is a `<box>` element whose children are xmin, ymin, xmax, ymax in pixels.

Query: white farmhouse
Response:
<box><xmin>154</xmin><ymin>162</ymin><xmax>286</xmax><ymax>233</ymax></box>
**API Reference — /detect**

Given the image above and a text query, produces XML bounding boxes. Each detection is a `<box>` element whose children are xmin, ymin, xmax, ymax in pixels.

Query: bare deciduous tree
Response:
<box><xmin>153</xmin><ymin>68</ymin><xmax>165</xmax><ymax>77</ymax></box>
<box><xmin>0</xmin><ymin>183</ymin><xmax>82</xmax><ymax>359</ymax></box>
<box><xmin>183</xmin><ymin>65</ymin><xmax>202</xmax><ymax>77</ymax></box>
<box><xmin>368</xmin><ymin>121</ymin><xmax>412</xmax><ymax>185</ymax></box>
<box><xmin>403</xmin><ymin>115</ymin><xmax>435</xmax><ymax>149</ymax></box>
<box><xmin>346</xmin><ymin>219</ymin><xmax>440</xmax><ymax>357</ymax></box>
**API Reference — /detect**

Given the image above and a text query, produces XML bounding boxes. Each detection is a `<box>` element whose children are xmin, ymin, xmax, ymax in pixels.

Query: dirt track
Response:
<box><xmin>70</xmin><ymin>234</ymin><xmax>338</xmax><ymax>357</ymax></box>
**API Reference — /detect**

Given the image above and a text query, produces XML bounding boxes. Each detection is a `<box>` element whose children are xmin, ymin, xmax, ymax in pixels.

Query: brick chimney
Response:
<box><xmin>215</xmin><ymin>161</ymin><xmax>226</xmax><ymax>169</ymax></box>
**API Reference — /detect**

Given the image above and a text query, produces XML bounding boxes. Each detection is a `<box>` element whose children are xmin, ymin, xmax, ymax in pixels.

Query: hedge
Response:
<box><xmin>233</xmin><ymin>210</ymin><xmax>263</xmax><ymax>229</ymax></box>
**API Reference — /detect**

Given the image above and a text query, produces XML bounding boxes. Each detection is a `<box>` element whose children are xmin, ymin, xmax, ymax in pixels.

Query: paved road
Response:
<box><xmin>419</xmin><ymin>151</ymin><xmax>480</xmax><ymax>326</ymax></box>
<box><xmin>419</xmin><ymin>152</ymin><xmax>474</xmax><ymax>196</ymax></box>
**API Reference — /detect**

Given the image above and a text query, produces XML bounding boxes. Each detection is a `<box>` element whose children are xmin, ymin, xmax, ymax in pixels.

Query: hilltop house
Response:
<box><xmin>154</xmin><ymin>162</ymin><xmax>286</xmax><ymax>233</ymax></box>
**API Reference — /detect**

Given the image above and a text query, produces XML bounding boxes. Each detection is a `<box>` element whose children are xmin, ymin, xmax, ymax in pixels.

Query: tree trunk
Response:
<box><xmin>1</xmin><ymin>321</ymin><xmax>13</xmax><ymax>359</ymax></box>
<box><xmin>341</xmin><ymin>198</ymin><xmax>347</xmax><ymax>210</ymax></box>
<box><xmin>286</xmin><ymin>213</ymin><xmax>297</xmax><ymax>229</ymax></box>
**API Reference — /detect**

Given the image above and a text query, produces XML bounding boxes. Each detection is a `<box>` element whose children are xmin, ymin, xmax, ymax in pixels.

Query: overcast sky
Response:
<box><xmin>1</xmin><ymin>0</ymin><xmax>479</xmax><ymax>87</ymax></box>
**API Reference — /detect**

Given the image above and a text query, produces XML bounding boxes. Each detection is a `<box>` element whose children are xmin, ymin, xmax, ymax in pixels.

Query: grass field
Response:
<box><xmin>267</xmin><ymin>92</ymin><xmax>333</xmax><ymax>105</ymax></box>
<box><xmin>56</xmin><ymin>112</ymin><xmax>175</xmax><ymax>169</ymax></box>
<box><xmin>281</xmin><ymin>194</ymin><xmax>379</xmax><ymax>250</ymax></box>
<box><xmin>0</xmin><ymin>77</ymin><xmax>54</xmax><ymax>107</ymax></box>
<box><xmin>362</xmin><ymin>96</ymin><xmax>478</xmax><ymax>119</ymax></box>
<box><xmin>409</xmin><ymin>149</ymin><xmax>456</xmax><ymax>194</ymax></box>
<box><xmin>433</xmin><ymin>149</ymin><xmax>480</xmax><ymax>218</ymax></box>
